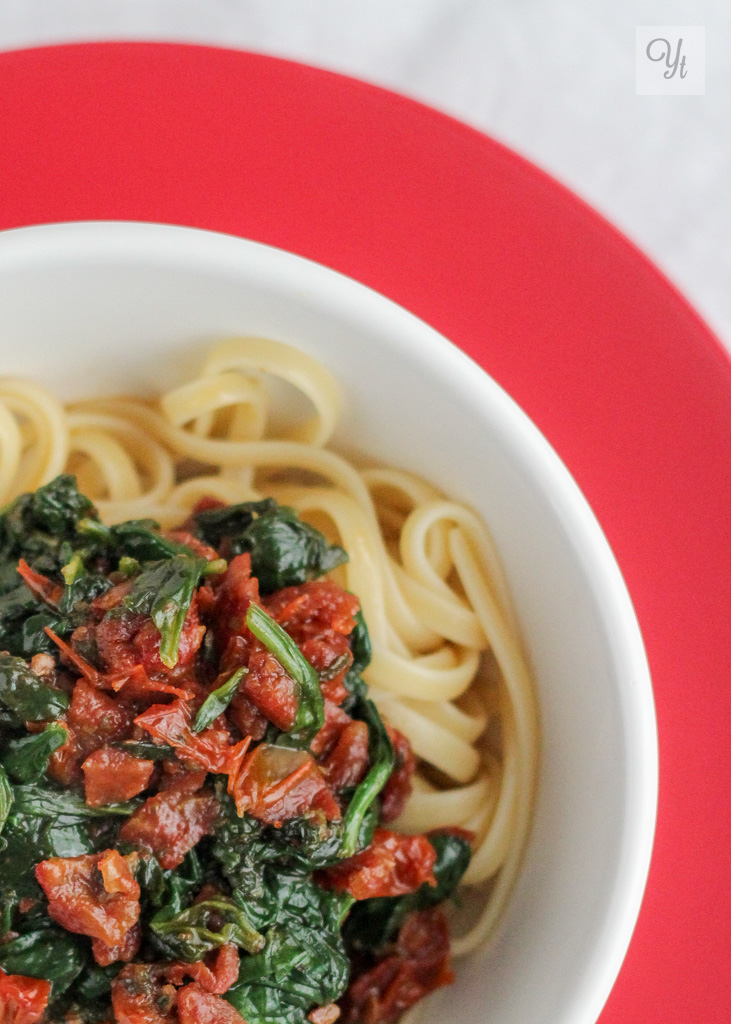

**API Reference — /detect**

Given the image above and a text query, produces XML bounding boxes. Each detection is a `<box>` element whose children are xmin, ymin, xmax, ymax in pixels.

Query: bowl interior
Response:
<box><xmin>0</xmin><ymin>222</ymin><xmax>657</xmax><ymax>1024</ymax></box>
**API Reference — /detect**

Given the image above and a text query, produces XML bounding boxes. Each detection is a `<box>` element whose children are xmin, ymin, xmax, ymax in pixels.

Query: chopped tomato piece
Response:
<box><xmin>90</xmin><ymin>579</ymin><xmax>135</xmax><ymax>613</ymax></box>
<box><xmin>111</xmin><ymin>965</ymin><xmax>177</xmax><ymax>1024</ymax></box>
<box><xmin>379</xmin><ymin>728</ymin><xmax>415</xmax><ymax>824</ymax></box>
<box><xmin>243</xmin><ymin>644</ymin><xmax>298</xmax><ymax>731</ymax></box>
<box><xmin>322</xmin><ymin>720</ymin><xmax>370</xmax><ymax>790</ymax></box>
<box><xmin>134</xmin><ymin>700</ymin><xmax>233</xmax><ymax>774</ymax></box>
<box><xmin>91</xmin><ymin>601</ymin><xmax>205</xmax><ymax>681</ymax></box>
<box><xmin>210</xmin><ymin>553</ymin><xmax>259</xmax><ymax>649</ymax></box>
<box><xmin>82</xmin><ymin>746</ymin><xmax>154</xmax><ymax>806</ymax></box>
<box><xmin>266</xmin><ymin>581</ymin><xmax>359</xmax><ymax>639</ymax></box>
<box><xmin>163</xmin><ymin>945</ymin><xmax>239</xmax><ymax>995</ymax></box>
<box><xmin>265</xmin><ymin>581</ymin><xmax>359</xmax><ymax>706</ymax></box>
<box><xmin>97</xmin><ymin>850</ymin><xmax>141</xmax><ymax>898</ymax></box>
<box><xmin>310</xmin><ymin>700</ymin><xmax>351</xmax><ymax>757</ymax></box>
<box><xmin>341</xmin><ymin>908</ymin><xmax>453</xmax><ymax>1024</ymax></box>
<box><xmin>133</xmin><ymin>604</ymin><xmax>206</xmax><ymax>675</ymax></box>
<box><xmin>92</xmin><ymin>921</ymin><xmax>142</xmax><ymax>967</ymax></box>
<box><xmin>49</xmin><ymin>680</ymin><xmax>134</xmax><ymax>786</ymax></box>
<box><xmin>16</xmin><ymin>558</ymin><xmax>63</xmax><ymax>606</ymax></box>
<box><xmin>119</xmin><ymin>783</ymin><xmax>219</xmax><ymax>869</ymax></box>
<box><xmin>320</xmin><ymin>829</ymin><xmax>436</xmax><ymax>900</ymax></box>
<box><xmin>177</xmin><ymin>983</ymin><xmax>246</xmax><ymax>1024</ymax></box>
<box><xmin>0</xmin><ymin>970</ymin><xmax>52</xmax><ymax>1024</ymax></box>
<box><xmin>35</xmin><ymin>852</ymin><xmax>140</xmax><ymax>949</ymax></box>
<box><xmin>165</xmin><ymin>530</ymin><xmax>221</xmax><ymax>562</ymax></box>
<box><xmin>228</xmin><ymin>687</ymin><xmax>268</xmax><ymax>741</ymax></box>
<box><xmin>231</xmin><ymin>743</ymin><xmax>340</xmax><ymax>824</ymax></box>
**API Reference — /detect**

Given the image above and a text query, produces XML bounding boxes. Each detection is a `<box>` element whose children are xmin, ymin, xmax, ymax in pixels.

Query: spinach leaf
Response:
<box><xmin>340</xmin><ymin>697</ymin><xmax>394</xmax><ymax>858</ymax></box>
<box><xmin>342</xmin><ymin>609</ymin><xmax>371</xmax><ymax>708</ymax></box>
<box><xmin>246</xmin><ymin>603</ymin><xmax>324</xmax><ymax>746</ymax></box>
<box><xmin>109</xmin><ymin>519</ymin><xmax>192</xmax><ymax>562</ymax></box>
<box><xmin>150</xmin><ymin>896</ymin><xmax>265</xmax><ymax>961</ymax></box>
<box><xmin>0</xmin><ymin>764</ymin><xmax>12</xmax><ymax>838</ymax></box>
<box><xmin>193</xmin><ymin>666</ymin><xmax>247</xmax><ymax>733</ymax></box>
<box><xmin>70</xmin><ymin>962</ymin><xmax>120</xmax><ymax>1003</ymax></box>
<box><xmin>11</xmin><ymin>783</ymin><xmax>138</xmax><ymax>820</ymax></box>
<box><xmin>1</xmin><ymin>723</ymin><xmax>67</xmax><ymax>782</ymax></box>
<box><xmin>0</xmin><ymin>582</ymin><xmax>42</xmax><ymax>656</ymax></box>
<box><xmin>343</xmin><ymin>832</ymin><xmax>472</xmax><ymax>953</ymax></box>
<box><xmin>225</xmin><ymin>982</ymin><xmax>304</xmax><ymax>1024</ymax></box>
<box><xmin>0</xmin><ymin>476</ymin><xmax>95</xmax><ymax>561</ymax></box>
<box><xmin>0</xmin><ymin>924</ymin><xmax>87</xmax><ymax>997</ymax></box>
<box><xmin>117</xmin><ymin>740</ymin><xmax>175</xmax><ymax>762</ymax></box>
<box><xmin>230</xmin><ymin>920</ymin><xmax>349</xmax><ymax>1009</ymax></box>
<box><xmin>194</xmin><ymin>499</ymin><xmax>347</xmax><ymax>594</ymax></box>
<box><xmin>121</xmin><ymin>554</ymin><xmax>208</xmax><ymax>668</ymax></box>
<box><xmin>0</xmin><ymin>653</ymin><xmax>69</xmax><ymax>723</ymax></box>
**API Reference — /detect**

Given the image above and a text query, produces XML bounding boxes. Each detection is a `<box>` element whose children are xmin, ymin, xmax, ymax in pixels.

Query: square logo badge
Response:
<box><xmin>636</xmin><ymin>26</ymin><xmax>705</xmax><ymax>95</ymax></box>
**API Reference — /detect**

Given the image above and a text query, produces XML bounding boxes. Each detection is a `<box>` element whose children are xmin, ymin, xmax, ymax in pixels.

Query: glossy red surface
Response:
<box><xmin>0</xmin><ymin>41</ymin><xmax>729</xmax><ymax>1024</ymax></box>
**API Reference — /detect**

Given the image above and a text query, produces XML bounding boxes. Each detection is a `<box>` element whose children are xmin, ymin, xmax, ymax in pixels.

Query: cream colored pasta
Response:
<box><xmin>0</xmin><ymin>338</ymin><xmax>538</xmax><ymax>954</ymax></box>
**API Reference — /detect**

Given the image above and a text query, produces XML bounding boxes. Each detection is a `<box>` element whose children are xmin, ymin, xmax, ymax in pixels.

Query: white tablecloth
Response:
<box><xmin>1</xmin><ymin>0</ymin><xmax>729</xmax><ymax>352</ymax></box>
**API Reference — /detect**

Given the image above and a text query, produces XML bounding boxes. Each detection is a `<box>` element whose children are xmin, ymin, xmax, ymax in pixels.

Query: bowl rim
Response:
<box><xmin>0</xmin><ymin>219</ymin><xmax>658</xmax><ymax>1024</ymax></box>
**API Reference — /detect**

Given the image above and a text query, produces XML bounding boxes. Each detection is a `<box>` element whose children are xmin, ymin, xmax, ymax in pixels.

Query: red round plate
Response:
<box><xmin>1</xmin><ymin>41</ymin><xmax>729</xmax><ymax>1024</ymax></box>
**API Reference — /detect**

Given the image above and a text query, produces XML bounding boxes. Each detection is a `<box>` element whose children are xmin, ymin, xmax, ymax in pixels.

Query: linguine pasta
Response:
<box><xmin>0</xmin><ymin>338</ymin><xmax>538</xmax><ymax>957</ymax></box>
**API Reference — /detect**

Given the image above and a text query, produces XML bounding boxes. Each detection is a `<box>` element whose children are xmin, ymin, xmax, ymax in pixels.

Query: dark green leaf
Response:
<box><xmin>0</xmin><ymin>925</ymin><xmax>87</xmax><ymax>997</ymax></box>
<box><xmin>193</xmin><ymin>666</ymin><xmax>247</xmax><ymax>733</ymax></box>
<box><xmin>150</xmin><ymin>896</ymin><xmax>265</xmax><ymax>961</ymax></box>
<box><xmin>0</xmin><ymin>764</ymin><xmax>12</xmax><ymax>837</ymax></box>
<box><xmin>194</xmin><ymin>499</ymin><xmax>347</xmax><ymax>594</ymax></box>
<box><xmin>11</xmin><ymin>783</ymin><xmax>139</xmax><ymax>820</ymax></box>
<box><xmin>117</xmin><ymin>740</ymin><xmax>175</xmax><ymax>762</ymax></box>
<box><xmin>70</xmin><ymin>962</ymin><xmax>120</xmax><ymax>1003</ymax></box>
<box><xmin>246</xmin><ymin>603</ymin><xmax>324</xmax><ymax>746</ymax></box>
<box><xmin>0</xmin><ymin>653</ymin><xmax>69</xmax><ymax>723</ymax></box>
<box><xmin>340</xmin><ymin>697</ymin><xmax>394</xmax><ymax>858</ymax></box>
<box><xmin>2</xmin><ymin>723</ymin><xmax>67</xmax><ymax>782</ymax></box>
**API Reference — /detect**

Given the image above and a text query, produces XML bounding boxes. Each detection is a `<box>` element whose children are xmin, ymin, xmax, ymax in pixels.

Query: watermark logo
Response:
<box><xmin>636</xmin><ymin>26</ymin><xmax>705</xmax><ymax>94</ymax></box>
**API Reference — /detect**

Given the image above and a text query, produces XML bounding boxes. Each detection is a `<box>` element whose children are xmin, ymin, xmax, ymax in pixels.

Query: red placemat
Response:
<box><xmin>1</xmin><ymin>41</ymin><xmax>729</xmax><ymax>1024</ymax></box>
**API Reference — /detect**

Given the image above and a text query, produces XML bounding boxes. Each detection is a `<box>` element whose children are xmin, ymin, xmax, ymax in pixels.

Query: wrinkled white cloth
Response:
<box><xmin>0</xmin><ymin>0</ymin><xmax>729</xmax><ymax>352</ymax></box>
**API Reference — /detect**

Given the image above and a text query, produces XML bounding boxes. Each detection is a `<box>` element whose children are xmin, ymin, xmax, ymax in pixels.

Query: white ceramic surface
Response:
<box><xmin>0</xmin><ymin>221</ymin><xmax>657</xmax><ymax>1024</ymax></box>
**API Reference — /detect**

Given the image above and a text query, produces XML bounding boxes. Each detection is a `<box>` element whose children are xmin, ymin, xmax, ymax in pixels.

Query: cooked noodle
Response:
<box><xmin>0</xmin><ymin>337</ymin><xmax>539</xmax><ymax>955</ymax></box>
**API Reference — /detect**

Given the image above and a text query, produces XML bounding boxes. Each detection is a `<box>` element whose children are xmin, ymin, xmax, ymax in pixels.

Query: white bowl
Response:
<box><xmin>0</xmin><ymin>221</ymin><xmax>657</xmax><ymax>1024</ymax></box>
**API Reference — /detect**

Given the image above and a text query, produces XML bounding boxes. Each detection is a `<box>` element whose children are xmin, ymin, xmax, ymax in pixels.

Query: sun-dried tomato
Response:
<box><xmin>133</xmin><ymin>604</ymin><xmax>206</xmax><ymax>675</ymax></box>
<box><xmin>231</xmin><ymin>743</ymin><xmax>341</xmax><ymax>824</ymax></box>
<box><xmin>92</xmin><ymin>921</ymin><xmax>142</xmax><ymax>967</ymax></box>
<box><xmin>82</xmin><ymin>746</ymin><xmax>154</xmax><ymax>806</ymax></box>
<box><xmin>243</xmin><ymin>643</ymin><xmax>298</xmax><ymax>731</ymax></box>
<box><xmin>210</xmin><ymin>553</ymin><xmax>259</xmax><ymax>650</ymax></box>
<box><xmin>165</xmin><ymin>530</ymin><xmax>221</xmax><ymax>562</ymax></box>
<box><xmin>133</xmin><ymin>700</ymin><xmax>233</xmax><ymax>774</ymax></box>
<box><xmin>265</xmin><ymin>581</ymin><xmax>359</xmax><ymax>706</ymax></box>
<box><xmin>320</xmin><ymin>829</ymin><xmax>436</xmax><ymax>900</ymax></box>
<box><xmin>266</xmin><ymin>581</ymin><xmax>359</xmax><ymax>640</ymax></box>
<box><xmin>111</xmin><ymin>964</ymin><xmax>177</xmax><ymax>1024</ymax></box>
<box><xmin>322</xmin><ymin>720</ymin><xmax>370</xmax><ymax>790</ymax></box>
<box><xmin>119</xmin><ymin>782</ymin><xmax>219</xmax><ymax>870</ymax></box>
<box><xmin>379</xmin><ymin>728</ymin><xmax>415</xmax><ymax>824</ymax></box>
<box><xmin>310</xmin><ymin>700</ymin><xmax>351</xmax><ymax>757</ymax></box>
<box><xmin>177</xmin><ymin>983</ymin><xmax>246</xmax><ymax>1024</ymax></box>
<box><xmin>163</xmin><ymin>945</ymin><xmax>239</xmax><ymax>995</ymax></box>
<box><xmin>35</xmin><ymin>852</ymin><xmax>140</xmax><ymax>951</ymax></box>
<box><xmin>48</xmin><ymin>680</ymin><xmax>134</xmax><ymax>785</ymax></box>
<box><xmin>0</xmin><ymin>970</ymin><xmax>52</xmax><ymax>1024</ymax></box>
<box><xmin>340</xmin><ymin>908</ymin><xmax>453</xmax><ymax>1024</ymax></box>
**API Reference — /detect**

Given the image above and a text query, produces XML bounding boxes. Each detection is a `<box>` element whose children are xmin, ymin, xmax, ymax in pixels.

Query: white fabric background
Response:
<box><xmin>0</xmin><ymin>0</ymin><xmax>729</xmax><ymax>352</ymax></box>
